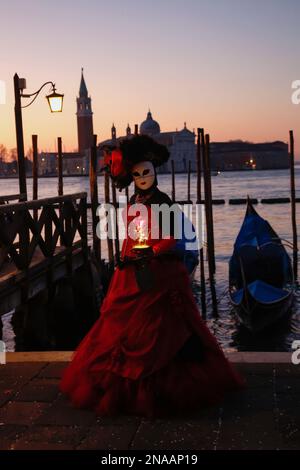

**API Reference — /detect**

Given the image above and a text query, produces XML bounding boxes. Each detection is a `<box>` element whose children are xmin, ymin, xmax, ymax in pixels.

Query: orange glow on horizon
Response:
<box><xmin>0</xmin><ymin>1</ymin><xmax>300</xmax><ymax>158</ymax></box>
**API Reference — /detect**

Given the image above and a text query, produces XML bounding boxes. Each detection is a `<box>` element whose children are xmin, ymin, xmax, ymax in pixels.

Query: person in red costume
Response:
<box><xmin>60</xmin><ymin>135</ymin><xmax>245</xmax><ymax>419</ymax></box>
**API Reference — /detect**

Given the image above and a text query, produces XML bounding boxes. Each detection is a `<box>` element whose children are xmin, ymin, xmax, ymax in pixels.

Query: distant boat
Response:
<box><xmin>229</xmin><ymin>198</ymin><xmax>294</xmax><ymax>331</ymax></box>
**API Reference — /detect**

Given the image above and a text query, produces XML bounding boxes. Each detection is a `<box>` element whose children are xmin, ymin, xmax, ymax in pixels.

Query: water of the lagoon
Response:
<box><xmin>1</xmin><ymin>167</ymin><xmax>300</xmax><ymax>353</ymax></box>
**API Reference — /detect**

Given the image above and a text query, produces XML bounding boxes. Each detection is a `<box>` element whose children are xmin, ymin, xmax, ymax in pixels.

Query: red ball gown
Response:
<box><xmin>60</xmin><ymin>189</ymin><xmax>244</xmax><ymax>418</ymax></box>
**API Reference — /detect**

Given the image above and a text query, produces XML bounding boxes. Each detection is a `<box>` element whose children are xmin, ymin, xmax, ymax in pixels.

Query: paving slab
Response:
<box><xmin>11</xmin><ymin>425</ymin><xmax>87</xmax><ymax>449</ymax></box>
<box><xmin>37</xmin><ymin>362</ymin><xmax>68</xmax><ymax>379</ymax></box>
<box><xmin>0</xmin><ymin>425</ymin><xmax>27</xmax><ymax>450</ymax></box>
<box><xmin>35</xmin><ymin>394</ymin><xmax>95</xmax><ymax>427</ymax></box>
<box><xmin>217</xmin><ymin>410</ymin><xmax>283</xmax><ymax>450</ymax></box>
<box><xmin>77</xmin><ymin>420</ymin><xmax>141</xmax><ymax>450</ymax></box>
<box><xmin>131</xmin><ymin>416</ymin><xmax>221</xmax><ymax>450</ymax></box>
<box><xmin>0</xmin><ymin>362</ymin><xmax>47</xmax><ymax>378</ymax></box>
<box><xmin>0</xmin><ymin>401</ymin><xmax>49</xmax><ymax>426</ymax></box>
<box><xmin>14</xmin><ymin>379</ymin><xmax>60</xmax><ymax>402</ymax></box>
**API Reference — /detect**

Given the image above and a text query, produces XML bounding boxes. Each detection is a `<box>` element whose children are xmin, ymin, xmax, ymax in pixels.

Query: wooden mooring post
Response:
<box><xmin>201</xmin><ymin>129</ymin><xmax>218</xmax><ymax>315</ymax></box>
<box><xmin>32</xmin><ymin>134</ymin><xmax>38</xmax><ymax>222</ymax></box>
<box><xmin>289</xmin><ymin>130</ymin><xmax>298</xmax><ymax>280</ymax></box>
<box><xmin>89</xmin><ymin>134</ymin><xmax>101</xmax><ymax>262</ymax></box>
<box><xmin>104</xmin><ymin>172</ymin><xmax>114</xmax><ymax>266</ymax></box>
<box><xmin>32</xmin><ymin>135</ymin><xmax>38</xmax><ymax>200</ymax></box>
<box><xmin>196</xmin><ymin>128</ymin><xmax>206</xmax><ymax>317</ymax></box>
<box><xmin>187</xmin><ymin>160</ymin><xmax>191</xmax><ymax>202</ymax></box>
<box><xmin>171</xmin><ymin>160</ymin><xmax>175</xmax><ymax>202</ymax></box>
<box><xmin>57</xmin><ymin>137</ymin><xmax>63</xmax><ymax>196</ymax></box>
<box><xmin>57</xmin><ymin>137</ymin><xmax>64</xmax><ymax>248</ymax></box>
<box><xmin>111</xmin><ymin>179</ymin><xmax>120</xmax><ymax>263</ymax></box>
<box><xmin>202</xmin><ymin>131</ymin><xmax>216</xmax><ymax>276</ymax></box>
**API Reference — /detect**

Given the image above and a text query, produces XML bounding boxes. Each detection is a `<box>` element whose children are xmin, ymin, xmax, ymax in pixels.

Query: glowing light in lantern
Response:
<box><xmin>132</xmin><ymin>220</ymin><xmax>151</xmax><ymax>253</ymax></box>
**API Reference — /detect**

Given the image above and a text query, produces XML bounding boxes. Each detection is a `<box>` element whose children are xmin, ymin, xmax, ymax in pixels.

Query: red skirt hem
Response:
<box><xmin>60</xmin><ymin>350</ymin><xmax>245</xmax><ymax>420</ymax></box>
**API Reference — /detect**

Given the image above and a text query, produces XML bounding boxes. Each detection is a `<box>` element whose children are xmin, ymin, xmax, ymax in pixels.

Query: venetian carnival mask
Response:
<box><xmin>131</xmin><ymin>161</ymin><xmax>156</xmax><ymax>190</ymax></box>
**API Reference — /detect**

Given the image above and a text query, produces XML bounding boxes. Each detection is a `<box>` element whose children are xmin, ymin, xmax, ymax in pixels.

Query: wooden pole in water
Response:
<box><xmin>202</xmin><ymin>131</ymin><xmax>218</xmax><ymax>315</ymax></box>
<box><xmin>203</xmin><ymin>133</ymin><xmax>216</xmax><ymax>276</ymax></box>
<box><xmin>57</xmin><ymin>137</ymin><xmax>64</xmax><ymax>247</ymax></box>
<box><xmin>171</xmin><ymin>160</ymin><xmax>175</xmax><ymax>202</ymax></box>
<box><xmin>57</xmin><ymin>137</ymin><xmax>63</xmax><ymax>196</ymax></box>
<box><xmin>289</xmin><ymin>130</ymin><xmax>298</xmax><ymax>280</ymax></box>
<box><xmin>187</xmin><ymin>160</ymin><xmax>191</xmax><ymax>202</ymax></box>
<box><xmin>196</xmin><ymin>129</ymin><xmax>202</xmax><ymax>205</ymax></box>
<box><xmin>196</xmin><ymin>128</ymin><xmax>206</xmax><ymax>317</ymax></box>
<box><xmin>32</xmin><ymin>135</ymin><xmax>38</xmax><ymax>200</ymax></box>
<box><xmin>125</xmin><ymin>186</ymin><xmax>129</xmax><ymax>204</ymax></box>
<box><xmin>104</xmin><ymin>172</ymin><xmax>114</xmax><ymax>265</ymax></box>
<box><xmin>32</xmin><ymin>135</ymin><xmax>38</xmax><ymax>221</ymax></box>
<box><xmin>90</xmin><ymin>134</ymin><xmax>101</xmax><ymax>262</ymax></box>
<box><xmin>123</xmin><ymin>125</ymin><xmax>137</xmax><ymax>204</ymax></box>
<box><xmin>111</xmin><ymin>179</ymin><xmax>120</xmax><ymax>262</ymax></box>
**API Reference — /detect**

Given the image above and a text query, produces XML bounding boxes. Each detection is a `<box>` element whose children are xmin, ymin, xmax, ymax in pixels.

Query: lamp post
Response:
<box><xmin>14</xmin><ymin>73</ymin><xmax>64</xmax><ymax>201</ymax></box>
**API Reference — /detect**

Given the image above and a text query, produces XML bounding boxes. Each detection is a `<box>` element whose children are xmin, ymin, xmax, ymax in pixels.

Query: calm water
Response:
<box><xmin>1</xmin><ymin>168</ymin><xmax>300</xmax><ymax>352</ymax></box>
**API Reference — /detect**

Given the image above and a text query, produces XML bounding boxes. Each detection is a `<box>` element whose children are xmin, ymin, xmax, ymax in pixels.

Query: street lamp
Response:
<box><xmin>14</xmin><ymin>73</ymin><xmax>64</xmax><ymax>200</ymax></box>
<box><xmin>46</xmin><ymin>88</ymin><xmax>64</xmax><ymax>113</ymax></box>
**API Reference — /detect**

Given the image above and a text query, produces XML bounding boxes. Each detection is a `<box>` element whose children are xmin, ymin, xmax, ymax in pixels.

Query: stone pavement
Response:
<box><xmin>0</xmin><ymin>353</ymin><xmax>299</xmax><ymax>450</ymax></box>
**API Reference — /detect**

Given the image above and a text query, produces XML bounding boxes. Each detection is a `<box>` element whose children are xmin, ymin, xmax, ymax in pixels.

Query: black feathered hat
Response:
<box><xmin>120</xmin><ymin>134</ymin><xmax>170</xmax><ymax>169</ymax></box>
<box><xmin>101</xmin><ymin>135</ymin><xmax>170</xmax><ymax>190</ymax></box>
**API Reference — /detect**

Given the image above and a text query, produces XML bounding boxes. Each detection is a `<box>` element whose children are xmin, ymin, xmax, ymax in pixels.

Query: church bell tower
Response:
<box><xmin>77</xmin><ymin>68</ymin><xmax>93</xmax><ymax>155</ymax></box>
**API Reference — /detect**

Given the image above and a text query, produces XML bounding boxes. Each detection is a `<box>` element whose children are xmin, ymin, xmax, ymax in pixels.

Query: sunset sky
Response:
<box><xmin>1</xmin><ymin>0</ymin><xmax>300</xmax><ymax>157</ymax></box>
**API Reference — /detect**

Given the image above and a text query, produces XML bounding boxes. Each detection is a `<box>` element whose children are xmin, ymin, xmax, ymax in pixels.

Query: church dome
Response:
<box><xmin>140</xmin><ymin>110</ymin><xmax>160</xmax><ymax>136</ymax></box>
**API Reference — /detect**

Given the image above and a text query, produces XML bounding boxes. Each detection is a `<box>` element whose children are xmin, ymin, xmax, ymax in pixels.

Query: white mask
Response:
<box><xmin>131</xmin><ymin>161</ymin><xmax>155</xmax><ymax>190</ymax></box>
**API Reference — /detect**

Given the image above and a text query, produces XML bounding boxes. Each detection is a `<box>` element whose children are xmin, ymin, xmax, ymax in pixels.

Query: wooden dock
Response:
<box><xmin>0</xmin><ymin>192</ymin><xmax>105</xmax><ymax>350</ymax></box>
<box><xmin>0</xmin><ymin>192</ymin><xmax>88</xmax><ymax>314</ymax></box>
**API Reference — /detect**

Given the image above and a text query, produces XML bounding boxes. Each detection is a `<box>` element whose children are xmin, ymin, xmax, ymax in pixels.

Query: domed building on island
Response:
<box><xmin>140</xmin><ymin>110</ymin><xmax>161</xmax><ymax>136</ymax></box>
<box><xmin>98</xmin><ymin>110</ymin><xmax>197</xmax><ymax>173</ymax></box>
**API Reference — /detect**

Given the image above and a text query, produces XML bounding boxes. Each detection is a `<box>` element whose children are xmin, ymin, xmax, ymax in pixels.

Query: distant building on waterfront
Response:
<box><xmin>39</xmin><ymin>151</ymin><xmax>88</xmax><ymax>175</ymax></box>
<box><xmin>98</xmin><ymin>111</ymin><xmax>289</xmax><ymax>172</ymax></box>
<box><xmin>210</xmin><ymin>140</ymin><xmax>289</xmax><ymax>171</ymax></box>
<box><xmin>98</xmin><ymin>111</ymin><xmax>196</xmax><ymax>173</ymax></box>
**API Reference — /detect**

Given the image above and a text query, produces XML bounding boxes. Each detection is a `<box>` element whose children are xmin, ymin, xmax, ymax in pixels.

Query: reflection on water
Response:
<box><xmin>1</xmin><ymin>168</ymin><xmax>300</xmax><ymax>352</ymax></box>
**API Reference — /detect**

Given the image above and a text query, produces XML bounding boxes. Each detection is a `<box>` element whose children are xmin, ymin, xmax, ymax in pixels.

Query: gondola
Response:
<box><xmin>229</xmin><ymin>198</ymin><xmax>294</xmax><ymax>331</ymax></box>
